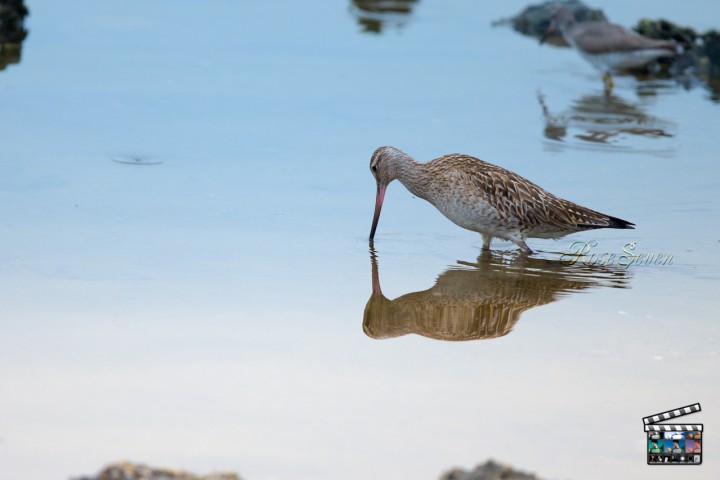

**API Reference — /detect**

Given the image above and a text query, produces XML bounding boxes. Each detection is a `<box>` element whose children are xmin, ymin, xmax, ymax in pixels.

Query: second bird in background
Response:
<box><xmin>541</xmin><ymin>6</ymin><xmax>678</xmax><ymax>91</ymax></box>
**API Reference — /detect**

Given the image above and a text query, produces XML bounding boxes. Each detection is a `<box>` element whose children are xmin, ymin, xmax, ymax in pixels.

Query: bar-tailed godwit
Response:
<box><xmin>541</xmin><ymin>7</ymin><xmax>678</xmax><ymax>91</ymax></box>
<box><xmin>368</xmin><ymin>146</ymin><xmax>634</xmax><ymax>254</ymax></box>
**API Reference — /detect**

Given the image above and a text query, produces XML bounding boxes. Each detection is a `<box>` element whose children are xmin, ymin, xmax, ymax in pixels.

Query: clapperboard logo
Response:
<box><xmin>644</xmin><ymin>403</ymin><xmax>702</xmax><ymax>465</ymax></box>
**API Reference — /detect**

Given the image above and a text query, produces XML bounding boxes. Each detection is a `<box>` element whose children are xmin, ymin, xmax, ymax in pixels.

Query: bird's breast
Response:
<box><xmin>428</xmin><ymin>189</ymin><xmax>519</xmax><ymax>235</ymax></box>
<box><xmin>583</xmin><ymin>49</ymin><xmax>674</xmax><ymax>71</ymax></box>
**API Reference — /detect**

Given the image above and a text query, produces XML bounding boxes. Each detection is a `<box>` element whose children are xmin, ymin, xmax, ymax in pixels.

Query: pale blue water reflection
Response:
<box><xmin>0</xmin><ymin>1</ymin><xmax>719</xmax><ymax>480</ymax></box>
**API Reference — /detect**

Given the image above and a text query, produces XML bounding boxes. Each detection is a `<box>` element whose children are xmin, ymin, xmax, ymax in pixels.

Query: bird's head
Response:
<box><xmin>540</xmin><ymin>6</ymin><xmax>576</xmax><ymax>44</ymax></box>
<box><xmin>369</xmin><ymin>145</ymin><xmax>410</xmax><ymax>186</ymax></box>
<box><xmin>369</xmin><ymin>146</ymin><xmax>412</xmax><ymax>240</ymax></box>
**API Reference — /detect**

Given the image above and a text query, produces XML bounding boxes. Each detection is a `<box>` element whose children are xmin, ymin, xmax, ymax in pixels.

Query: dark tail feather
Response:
<box><xmin>606</xmin><ymin>215</ymin><xmax>635</xmax><ymax>229</ymax></box>
<box><xmin>578</xmin><ymin>215</ymin><xmax>635</xmax><ymax>230</ymax></box>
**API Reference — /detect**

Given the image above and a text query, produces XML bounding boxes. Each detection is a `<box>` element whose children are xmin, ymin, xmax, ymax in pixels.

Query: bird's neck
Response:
<box><xmin>394</xmin><ymin>159</ymin><xmax>429</xmax><ymax>200</ymax></box>
<box><xmin>558</xmin><ymin>19</ymin><xmax>577</xmax><ymax>42</ymax></box>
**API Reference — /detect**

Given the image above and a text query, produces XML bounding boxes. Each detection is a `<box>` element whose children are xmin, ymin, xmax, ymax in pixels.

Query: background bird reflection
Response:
<box><xmin>537</xmin><ymin>89</ymin><xmax>676</xmax><ymax>152</ymax></box>
<box><xmin>350</xmin><ymin>0</ymin><xmax>419</xmax><ymax>33</ymax></box>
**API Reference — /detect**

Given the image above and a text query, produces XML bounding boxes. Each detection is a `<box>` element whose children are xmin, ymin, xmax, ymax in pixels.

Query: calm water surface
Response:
<box><xmin>1</xmin><ymin>1</ymin><xmax>719</xmax><ymax>479</ymax></box>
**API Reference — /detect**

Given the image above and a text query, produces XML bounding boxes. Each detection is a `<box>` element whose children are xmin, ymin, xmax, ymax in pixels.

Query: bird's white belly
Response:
<box><xmin>430</xmin><ymin>194</ymin><xmax>519</xmax><ymax>238</ymax></box>
<box><xmin>580</xmin><ymin>49</ymin><xmax>672</xmax><ymax>71</ymax></box>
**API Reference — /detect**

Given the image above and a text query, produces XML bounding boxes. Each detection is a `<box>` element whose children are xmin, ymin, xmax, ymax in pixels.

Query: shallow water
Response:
<box><xmin>1</xmin><ymin>1</ymin><xmax>719</xmax><ymax>479</ymax></box>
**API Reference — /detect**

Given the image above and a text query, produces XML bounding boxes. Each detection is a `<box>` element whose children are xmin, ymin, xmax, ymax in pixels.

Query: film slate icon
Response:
<box><xmin>645</xmin><ymin>403</ymin><xmax>702</xmax><ymax>465</ymax></box>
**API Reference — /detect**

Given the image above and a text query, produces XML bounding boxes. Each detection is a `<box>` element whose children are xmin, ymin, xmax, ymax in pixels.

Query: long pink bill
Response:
<box><xmin>369</xmin><ymin>183</ymin><xmax>387</xmax><ymax>240</ymax></box>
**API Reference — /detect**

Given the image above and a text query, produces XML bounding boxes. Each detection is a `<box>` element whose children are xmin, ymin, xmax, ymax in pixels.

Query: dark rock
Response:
<box><xmin>634</xmin><ymin>18</ymin><xmax>720</xmax><ymax>84</ymax></box>
<box><xmin>634</xmin><ymin>18</ymin><xmax>698</xmax><ymax>45</ymax></box>
<box><xmin>0</xmin><ymin>0</ymin><xmax>28</xmax><ymax>70</ymax></box>
<box><xmin>72</xmin><ymin>462</ymin><xmax>242</xmax><ymax>480</ymax></box>
<box><xmin>492</xmin><ymin>0</ymin><xmax>606</xmax><ymax>44</ymax></box>
<box><xmin>704</xmin><ymin>32</ymin><xmax>720</xmax><ymax>73</ymax></box>
<box><xmin>0</xmin><ymin>0</ymin><xmax>27</xmax><ymax>42</ymax></box>
<box><xmin>439</xmin><ymin>460</ymin><xmax>543</xmax><ymax>480</ymax></box>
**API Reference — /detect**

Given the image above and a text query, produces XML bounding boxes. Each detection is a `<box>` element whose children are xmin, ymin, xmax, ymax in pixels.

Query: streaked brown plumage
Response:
<box><xmin>368</xmin><ymin>146</ymin><xmax>634</xmax><ymax>254</ymax></box>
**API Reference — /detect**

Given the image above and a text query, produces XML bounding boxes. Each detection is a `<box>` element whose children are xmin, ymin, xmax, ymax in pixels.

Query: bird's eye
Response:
<box><xmin>372</xmin><ymin>165</ymin><xmax>378</xmax><ymax>172</ymax></box>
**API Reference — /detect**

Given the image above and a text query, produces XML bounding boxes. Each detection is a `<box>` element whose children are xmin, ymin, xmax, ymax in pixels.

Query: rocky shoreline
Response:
<box><xmin>72</xmin><ymin>462</ymin><xmax>242</xmax><ymax>480</ymax></box>
<box><xmin>74</xmin><ymin>460</ymin><xmax>544</xmax><ymax>480</ymax></box>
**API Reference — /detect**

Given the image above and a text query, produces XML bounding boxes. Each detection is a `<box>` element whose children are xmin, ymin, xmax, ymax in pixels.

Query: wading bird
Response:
<box><xmin>540</xmin><ymin>7</ymin><xmax>678</xmax><ymax>91</ymax></box>
<box><xmin>368</xmin><ymin>146</ymin><xmax>634</xmax><ymax>254</ymax></box>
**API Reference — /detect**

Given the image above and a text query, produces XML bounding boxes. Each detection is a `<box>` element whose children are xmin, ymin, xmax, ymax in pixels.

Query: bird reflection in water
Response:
<box><xmin>537</xmin><ymin>90</ymin><xmax>675</xmax><ymax>147</ymax></box>
<box><xmin>363</xmin><ymin>245</ymin><xmax>630</xmax><ymax>342</ymax></box>
<box><xmin>350</xmin><ymin>0</ymin><xmax>419</xmax><ymax>34</ymax></box>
